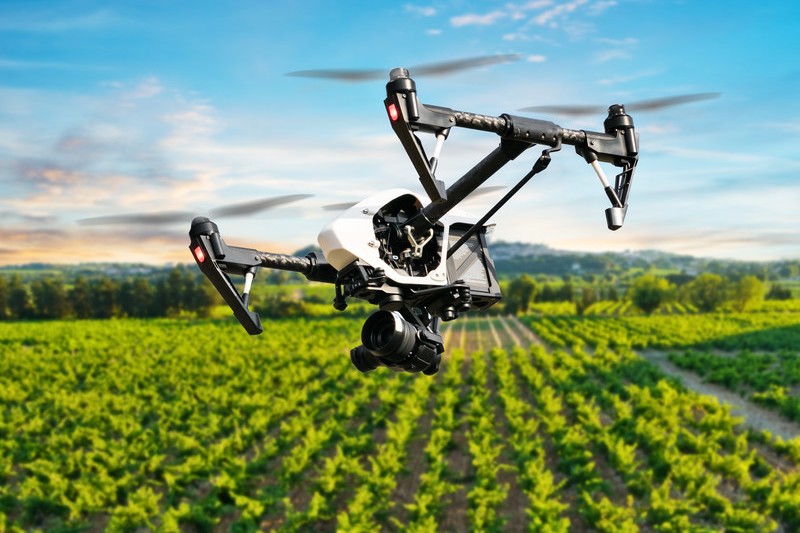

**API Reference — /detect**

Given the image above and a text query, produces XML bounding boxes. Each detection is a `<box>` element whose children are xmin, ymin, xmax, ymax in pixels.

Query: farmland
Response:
<box><xmin>1</xmin><ymin>312</ymin><xmax>800</xmax><ymax>532</ymax></box>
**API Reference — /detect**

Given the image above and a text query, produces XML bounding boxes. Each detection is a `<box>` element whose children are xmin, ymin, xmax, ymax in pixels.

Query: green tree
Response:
<box><xmin>606</xmin><ymin>285</ymin><xmax>619</xmax><ymax>301</ymax></box>
<box><xmin>70</xmin><ymin>277</ymin><xmax>92</xmax><ymax>318</ymax></box>
<box><xmin>118</xmin><ymin>278</ymin><xmax>156</xmax><ymax>317</ymax></box>
<box><xmin>505</xmin><ymin>275</ymin><xmax>537</xmax><ymax>315</ymax></box>
<box><xmin>730</xmin><ymin>275</ymin><xmax>764</xmax><ymax>312</ymax></box>
<box><xmin>766</xmin><ymin>283</ymin><xmax>792</xmax><ymax>300</ymax></box>
<box><xmin>577</xmin><ymin>286</ymin><xmax>599</xmax><ymax>315</ymax></box>
<box><xmin>538</xmin><ymin>284</ymin><xmax>557</xmax><ymax>302</ymax></box>
<box><xmin>560</xmin><ymin>279</ymin><xmax>574</xmax><ymax>302</ymax></box>
<box><xmin>182</xmin><ymin>273</ymin><xmax>217</xmax><ymax>317</ymax></box>
<box><xmin>30</xmin><ymin>277</ymin><xmax>71</xmax><ymax>319</ymax></box>
<box><xmin>7</xmin><ymin>275</ymin><xmax>35</xmax><ymax>319</ymax></box>
<box><xmin>0</xmin><ymin>276</ymin><xmax>8</xmax><ymax>319</ymax></box>
<box><xmin>627</xmin><ymin>274</ymin><xmax>675</xmax><ymax>314</ymax></box>
<box><xmin>156</xmin><ymin>268</ymin><xmax>188</xmax><ymax>316</ymax></box>
<box><xmin>90</xmin><ymin>278</ymin><xmax>119</xmax><ymax>318</ymax></box>
<box><xmin>683</xmin><ymin>273</ymin><xmax>728</xmax><ymax>312</ymax></box>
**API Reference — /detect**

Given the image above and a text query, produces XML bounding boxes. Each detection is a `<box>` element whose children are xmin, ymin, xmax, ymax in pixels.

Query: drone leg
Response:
<box><xmin>241</xmin><ymin>267</ymin><xmax>257</xmax><ymax>308</ymax></box>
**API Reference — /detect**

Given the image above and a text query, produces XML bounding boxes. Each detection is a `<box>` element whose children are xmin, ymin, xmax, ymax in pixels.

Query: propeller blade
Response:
<box><xmin>78</xmin><ymin>194</ymin><xmax>313</xmax><ymax>226</ymax></box>
<box><xmin>410</xmin><ymin>54</ymin><xmax>522</xmax><ymax>77</ymax></box>
<box><xmin>287</xmin><ymin>54</ymin><xmax>522</xmax><ymax>82</ymax></box>
<box><xmin>286</xmin><ymin>68</ymin><xmax>385</xmax><ymax>82</ymax></box>
<box><xmin>77</xmin><ymin>211</ymin><xmax>193</xmax><ymax>226</ymax></box>
<box><xmin>322</xmin><ymin>201</ymin><xmax>359</xmax><ymax>211</ymax></box>
<box><xmin>465</xmin><ymin>185</ymin><xmax>506</xmax><ymax>199</ymax></box>
<box><xmin>623</xmin><ymin>92</ymin><xmax>721</xmax><ymax>112</ymax></box>
<box><xmin>209</xmin><ymin>194</ymin><xmax>313</xmax><ymax>217</ymax></box>
<box><xmin>321</xmin><ymin>186</ymin><xmax>506</xmax><ymax>213</ymax></box>
<box><xmin>519</xmin><ymin>92</ymin><xmax>720</xmax><ymax>117</ymax></box>
<box><xmin>518</xmin><ymin>104</ymin><xmax>606</xmax><ymax>117</ymax></box>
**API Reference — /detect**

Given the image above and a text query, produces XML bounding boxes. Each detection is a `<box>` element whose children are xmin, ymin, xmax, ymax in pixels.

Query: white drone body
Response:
<box><xmin>320</xmin><ymin>188</ymin><xmax>466</xmax><ymax>287</ymax></box>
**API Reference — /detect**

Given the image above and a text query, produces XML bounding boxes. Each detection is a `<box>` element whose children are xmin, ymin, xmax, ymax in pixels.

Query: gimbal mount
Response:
<box><xmin>189</xmin><ymin>68</ymin><xmax>639</xmax><ymax>375</ymax></box>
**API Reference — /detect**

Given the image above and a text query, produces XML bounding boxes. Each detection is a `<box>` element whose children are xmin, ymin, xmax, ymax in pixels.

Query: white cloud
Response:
<box><xmin>769</xmin><ymin>120</ymin><xmax>800</xmax><ymax>133</ymax></box>
<box><xmin>426</xmin><ymin>28</ymin><xmax>442</xmax><ymax>36</ymax></box>
<box><xmin>404</xmin><ymin>4</ymin><xmax>436</xmax><ymax>17</ymax></box>
<box><xmin>594</xmin><ymin>49</ymin><xmax>630</xmax><ymax>63</ymax></box>
<box><xmin>595</xmin><ymin>37</ymin><xmax>638</xmax><ymax>46</ymax></box>
<box><xmin>588</xmin><ymin>1</ymin><xmax>617</xmax><ymax>15</ymax></box>
<box><xmin>519</xmin><ymin>1</ymin><xmax>554</xmax><ymax>8</ymax></box>
<box><xmin>161</xmin><ymin>102</ymin><xmax>218</xmax><ymax>149</ymax></box>
<box><xmin>451</xmin><ymin>11</ymin><xmax>506</xmax><ymax>27</ymax></box>
<box><xmin>527</xmin><ymin>54</ymin><xmax>547</xmax><ymax>62</ymax></box>
<box><xmin>533</xmin><ymin>0</ymin><xmax>589</xmax><ymax>26</ymax></box>
<box><xmin>126</xmin><ymin>76</ymin><xmax>164</xmax><ymax>100</ymax></box>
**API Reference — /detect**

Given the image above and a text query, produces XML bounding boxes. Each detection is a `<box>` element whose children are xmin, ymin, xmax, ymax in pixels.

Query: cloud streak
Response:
<box><xmin>404</xmin><ymin>4</ymin><xmax>436</xmax><ymax>17</ymax></box>
<box><xmin>450</xmin><ymin>11</ymin><xmax>506</xmax><ymax>27</ymax></box>
<box><xmin>0</xmin><ymin>8</ymin><xmax>118</xmax><ymax>32</ymax></box>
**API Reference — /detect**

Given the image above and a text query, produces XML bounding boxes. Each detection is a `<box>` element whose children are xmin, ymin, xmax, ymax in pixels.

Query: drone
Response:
<box><xmin>186</xmin><ymin>61</ymin><xmax>648</xmax><ymax>376</ymax></box>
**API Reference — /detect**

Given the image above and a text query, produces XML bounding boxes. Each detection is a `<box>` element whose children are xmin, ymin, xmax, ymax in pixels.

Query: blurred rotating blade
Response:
<box><xmin>210</xmin><ymin>194</ymin><xmax>313</xmax><ymax>217</ymax></box>
<box><xmin>322</xmin><ymin>201</ymin><xmax>359</xmax><ymax>212</ymax></box>
<box><xmin>411</xmin><ymin>54</ymin><xmax>522</xmax><ymax>76</ymax></box>
<box><xmin>287</xmin><ymin>54</ymin><xmax>522</xmax><ymax>82</ymax></box>
<box><xmin>465</xmin><ymin>185</ymin><xmax>506</xmax><ymax>199</ymax></box>
<box><xmin>77</xmin><ymin>211</ymin><xmax>194</xmax><ymax>226</ymax></box>
<box><xmin>322</xmin><ymin>186</ymin><xmax>505</xmax><ymax>212</ymax></box>
<box><xmin>77</xmin><ymin>194</ymin><xmax>312</xmax><ymax>226</ymax></box>
<box><xmin>519</xmin><ymin>92</ymin><xmax>720</xmax><ymax>117</ymax></box>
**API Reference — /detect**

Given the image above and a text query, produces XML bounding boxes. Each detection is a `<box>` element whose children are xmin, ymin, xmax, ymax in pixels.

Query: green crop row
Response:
<box><xmin>3</xmin><ymin>313</ymin><xmax>800</xmax><ymax>531</ymax></box>
<box><xmin>525</xmin><ymin>312</ymin><xmax>800</xmax><ymax>351</ymax></box>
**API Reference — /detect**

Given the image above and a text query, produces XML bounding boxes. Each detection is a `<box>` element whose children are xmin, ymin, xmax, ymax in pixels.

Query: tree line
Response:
<box><xmin>501</xmin><ymin>272</ymin><xmax>794</xmax><ymax>315</ymax></box>
<box><xmin>0</xmin><ymin>267</ymin><xmax>217</xmax><ymax>320</ymax></box>
<box><xmin>1</xmin><ymin>266</ymin><xmax>795</xmax><ymax>321</ymax></box>
<box><xmin>626</xmin><ymin>273</ymin><xmax>791</xmax><ymax>314</ymax></box>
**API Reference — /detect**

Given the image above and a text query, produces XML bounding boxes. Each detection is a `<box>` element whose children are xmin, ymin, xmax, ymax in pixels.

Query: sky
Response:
<box><xmin>1</xmin><ymin>0</ymin><xmax>798</xmax><ymax>266</ymax></box>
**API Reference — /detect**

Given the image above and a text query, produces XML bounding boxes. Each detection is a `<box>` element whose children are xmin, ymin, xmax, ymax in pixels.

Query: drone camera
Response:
<box><xmin>351</xmin><ymin>310</ymin><xmax>442</xmax><ymax>375</ymax></box>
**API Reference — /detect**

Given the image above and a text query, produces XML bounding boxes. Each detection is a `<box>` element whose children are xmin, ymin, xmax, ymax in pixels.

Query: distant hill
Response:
<box><xmin>0</xmin><ymin>263</ymin><xmax>176</xmax><ymax>283</ymax></box>
<box><xmin>488</xmin><ymin>241</ymin><xmax>800</xmax><ymax>280</ymax></box>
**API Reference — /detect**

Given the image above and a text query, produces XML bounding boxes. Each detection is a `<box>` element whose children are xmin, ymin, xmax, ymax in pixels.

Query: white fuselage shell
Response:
<box><xmin>318</xmin><ymin>189</ymin><xmax>475</xmax><ymax>287</ymax></box>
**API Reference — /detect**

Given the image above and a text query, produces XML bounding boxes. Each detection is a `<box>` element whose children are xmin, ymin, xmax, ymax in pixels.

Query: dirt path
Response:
<box><xmin>640</xmin><ymin>350</ymin><xmax>800</xmax><ymax>441</ymax></box>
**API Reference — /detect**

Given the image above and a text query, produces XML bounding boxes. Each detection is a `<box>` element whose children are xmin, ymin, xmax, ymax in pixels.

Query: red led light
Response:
<box><xmin>387</xmin><ymin>103</ymin><xmax>399</xmax><ymax>122</ymax></box>
<box><xmin>193</xmin><ymin>245</ymin><xmax>206</xmax><ymax>263</ymax></box>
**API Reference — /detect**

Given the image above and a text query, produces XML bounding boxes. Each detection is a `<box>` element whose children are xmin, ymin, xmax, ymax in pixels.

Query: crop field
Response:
<box><xmin>1</xmin><ymin>313</ymin><xmax>800</xmax><ymax>532</ymax></box>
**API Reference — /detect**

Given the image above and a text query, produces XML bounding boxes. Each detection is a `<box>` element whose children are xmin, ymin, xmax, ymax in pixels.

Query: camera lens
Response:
<box><xmin>362</xmin><ymin>310</ymin><xmax>417</xmax><ymax>363</ymax></box>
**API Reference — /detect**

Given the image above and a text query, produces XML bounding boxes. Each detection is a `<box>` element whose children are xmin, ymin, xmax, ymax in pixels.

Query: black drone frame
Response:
<box><xmin>189</xmin><ymin>68</ymin><xmax>639</xmax><ymax>339</ymax></box>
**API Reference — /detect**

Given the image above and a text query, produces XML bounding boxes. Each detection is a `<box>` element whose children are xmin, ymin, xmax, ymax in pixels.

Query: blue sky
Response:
<box><xmin>1</xmin><ymin>0</ymin><xmax>798</xmax><ymax>265</ymax></box>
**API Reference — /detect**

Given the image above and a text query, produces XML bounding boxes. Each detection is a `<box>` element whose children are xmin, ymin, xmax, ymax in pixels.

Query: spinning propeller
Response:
<box><xmin>77</xmin><ymin>194</ymin><xmax>312</xmax><ymax>226</ymax></box>
<box><xmin>321</xmin><ymin>186</ymin><xmax>506</xmax><ymax>211</ymax></box>
<box><xmin>519</xmin><ymin>92</ymin><xmax>720</xmax><ymax>117</ymax></box>
<box><xmin>287</xmin><ymin>54</ymin><xmax>522</xmax><ymax>82</ymax></box>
